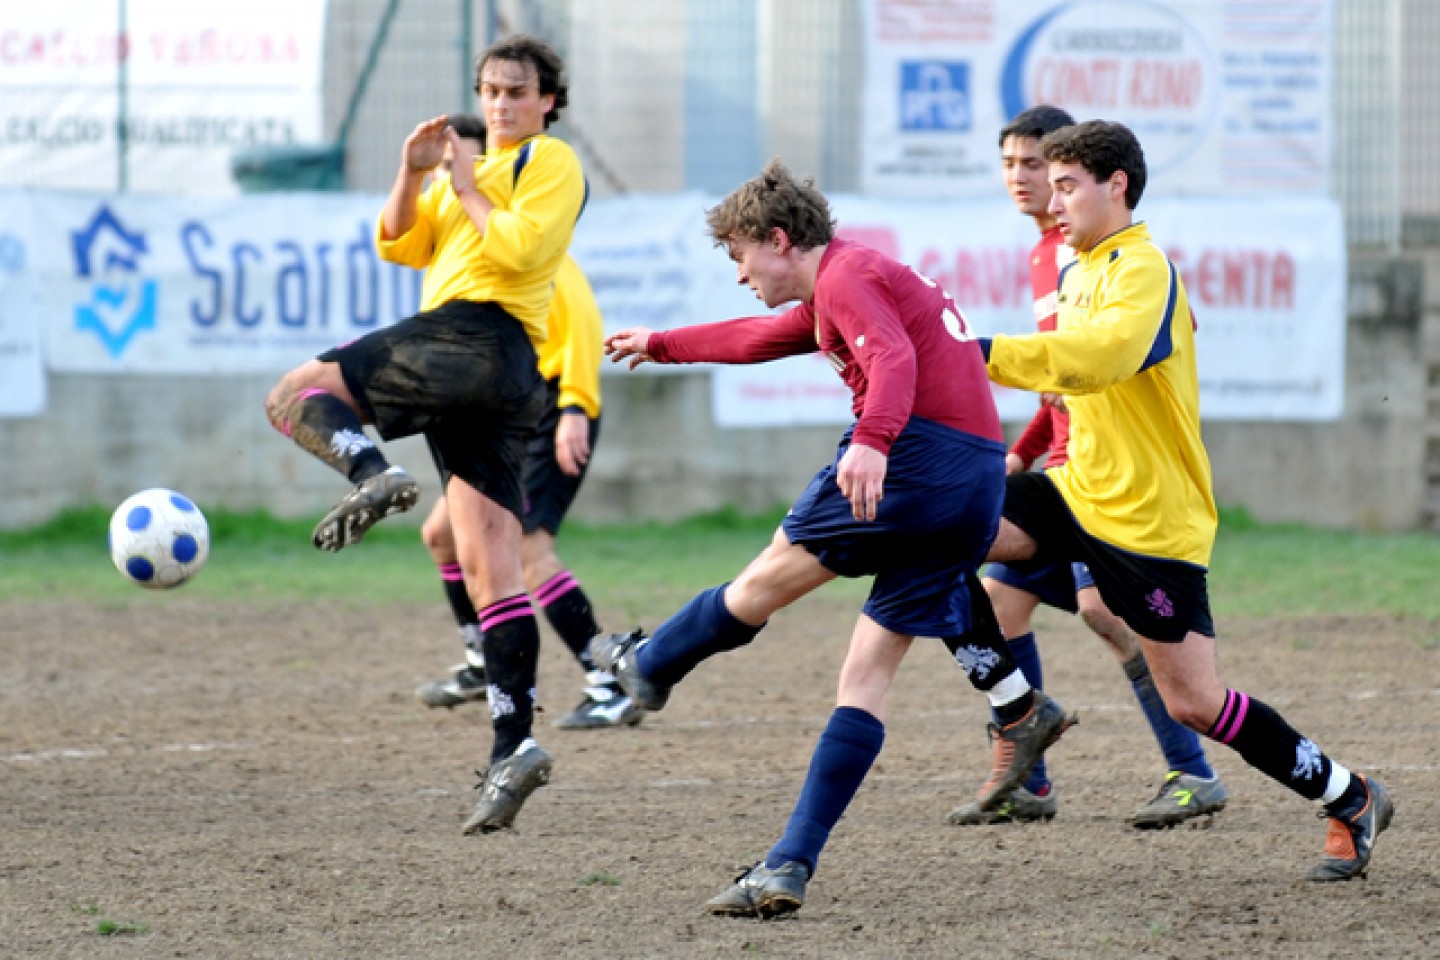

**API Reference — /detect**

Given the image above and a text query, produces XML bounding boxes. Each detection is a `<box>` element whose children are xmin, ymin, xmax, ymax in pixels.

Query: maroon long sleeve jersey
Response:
<box><xmin>647</xmin><ymin>239</ymin><xmax>1002</xmax><ymax>455</ymax></box>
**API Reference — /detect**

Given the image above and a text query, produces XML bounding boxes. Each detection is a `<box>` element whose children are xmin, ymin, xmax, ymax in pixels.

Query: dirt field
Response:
<box><xmin>2</xmin><ymin>594</ymin><xmax>1436</xmax><ymax>959</ymax></box>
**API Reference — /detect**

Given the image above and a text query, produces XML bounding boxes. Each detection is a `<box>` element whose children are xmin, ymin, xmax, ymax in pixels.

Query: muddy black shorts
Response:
<box><xmin>319</xmin><ymin>300</ymin><xmax>545</xmax><ymax>519</ymax></box>
<box><xmin>1000</xmin><ymin>472</ymin><xmax>1215</xmax><ymax>642</ymax></box>
<box><xmin>521</xmin><ymin>378</ymin><xmax>600</xmax><ymax>535</ymax></box>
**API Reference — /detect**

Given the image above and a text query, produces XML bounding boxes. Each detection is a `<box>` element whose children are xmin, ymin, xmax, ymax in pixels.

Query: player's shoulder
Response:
<box><xmin>525</xmin><ymin>134</ymin><xmax>582</xmax><ymax>170</ymax></box>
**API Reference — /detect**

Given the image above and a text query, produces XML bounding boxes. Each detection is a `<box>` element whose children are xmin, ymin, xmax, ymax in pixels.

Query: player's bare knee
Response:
<box><xmin>1079</xmin><ymin>606</ymin><xmax>1140</xmax><ymax>659</ymax></box>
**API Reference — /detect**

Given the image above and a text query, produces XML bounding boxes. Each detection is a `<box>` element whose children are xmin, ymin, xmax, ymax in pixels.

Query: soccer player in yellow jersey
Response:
<box><xmin>412</xmin><ymin>117</ymin><xmax>639</xmax><ymax>732</ymax></box>
<box><xmin>263</xmin><ymin>36</ymin><xmax>584</xmax><ymax>834</ymax></box>
<box><xmin>978</xmin><ymin>119</ymin><xmax>1391</xmax><ymax>881</ymax></box>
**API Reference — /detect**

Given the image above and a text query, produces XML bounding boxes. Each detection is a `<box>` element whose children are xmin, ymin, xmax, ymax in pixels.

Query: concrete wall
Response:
<box><xmin>1</xmin><ymin>251</ymin><xmax>1435</xmax><ymax>533</ymax></box>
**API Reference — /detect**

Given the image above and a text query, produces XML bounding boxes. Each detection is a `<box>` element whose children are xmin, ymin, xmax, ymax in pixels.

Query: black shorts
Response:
<box><xmin>320</xmin><ymin>300</ymin><xmax>546</xmax><ymax>519</ymax></box>
<box><xmin>1000</xmin><ymin>472</ymin><xmax>1215</xmax><ymax>642</ymax></box>
<box><xmin>522</xmin><ymin>378</ymin><xmax>600</xmax><ymax>535</ymax></box>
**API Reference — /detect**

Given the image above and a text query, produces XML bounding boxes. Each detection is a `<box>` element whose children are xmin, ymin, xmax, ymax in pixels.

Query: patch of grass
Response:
<box><xmin>95</xmin><ymin>918</ymin><xmax>150</xmax><ymax>936</ymax></box>
<box><xmin>67</xmin><ymin>902</ymin><xmax>102</xmax><ymax>916</ymax></box>
<box><xmin>3</xmin><ymin>503</ymin><xmax>1438</xmax><ymax>621</ymax></box>
<box><xmin>577</xmin><ymin>871</ymin><xmax>621</xmax><ymax>887</ymax></box>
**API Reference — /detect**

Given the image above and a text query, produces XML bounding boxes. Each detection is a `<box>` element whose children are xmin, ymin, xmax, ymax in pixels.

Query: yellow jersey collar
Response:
<box><xmin>1083</xmin><ymin>221</ymin><xmax>1150</xmax><ymax>264</ymax></box>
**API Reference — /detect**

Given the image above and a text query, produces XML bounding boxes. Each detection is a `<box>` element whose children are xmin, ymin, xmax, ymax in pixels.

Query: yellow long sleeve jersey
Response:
<box><xmin>981</xmin><ymin>223</ymin><xmax>1217</xmax><ymax>567</ymax></box>
<box><xmin>375</xmin><ymin>134</ymin><xmax>586</xmax><ymax>344</ymax></box>
<box><xmin>537</xmin><ymin>255</ymin><xmax>603</xmax><ymax>418</ymax></box>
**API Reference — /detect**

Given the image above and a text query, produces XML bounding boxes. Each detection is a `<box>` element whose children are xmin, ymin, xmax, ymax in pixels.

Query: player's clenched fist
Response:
<box><xmin>604</xmin><ymin>327</ymin><xmax>655</xmax><ymax>369</ymax></box>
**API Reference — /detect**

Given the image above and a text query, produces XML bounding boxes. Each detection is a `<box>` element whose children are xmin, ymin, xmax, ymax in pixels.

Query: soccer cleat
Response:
<box><xmin>1129</xmin><ymin>771</ymin><xmax>1228</xmax><ymax>829</ymax></box>
<box><xmin>947</xmin><ymin>785</ymin><xmax>1058</xmax><ymax>826</ymax></box>
<box><xmin>705</xmin><ymin>861</ymin><xmax>810</xmax><ymax>918</ymax></box>
<box><xmin>1308</xmin><ymin>776</ymin><xmax>1394</xmax><ymax>881</ymax></box>
<box><xmin>975</xmin><ymin>691</ymin><xmax>1078</xmax><ymax>812</ymax></box>
<box><xmin>415</xmin><ymin>664</ymin><xmax>487</xmax><ymax>709</ymax></box>
<box><xmin>554</xmin><ymin>672</ymin><xmax>644</xmax><ymax>729</ymax></box>
<box><xmin>586</xmin><ymin>629</ymin><xmax>671</xmax><ymax>711</ymax></box>
<box><xmin>312</xmin><ymin>466</ymin><xmax>420</xmax><ymax>552</ymax></box>
<box><xmin>462</xmin><ymin>742</ymin><xmax>553</xmax><ymax>834</ymax></box>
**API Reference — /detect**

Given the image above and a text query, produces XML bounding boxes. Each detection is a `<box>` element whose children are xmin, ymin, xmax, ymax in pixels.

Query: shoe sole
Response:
<box><xmin>707</xmin><ymin>892</ymin><xmax>804</xmax><ymax>919</ymax></box>
<box><xmin>1130</xmin><ymin>799</ymin><xmax>1227</xmax><ymax>830</ymax></box>
<box><xmin>976</xmin><ymin>707</ymin><xmax>1079</xmax><ymax>812</ymax></box>
<box><xmin>948</xmin><ymin>809</ymin><xmax>1056</xmax><ymax>826</ymax></box>
<box><xmin>313</xmin><ymin>482</ymin><xmax>420</xmax><ymax>552</ymax></box>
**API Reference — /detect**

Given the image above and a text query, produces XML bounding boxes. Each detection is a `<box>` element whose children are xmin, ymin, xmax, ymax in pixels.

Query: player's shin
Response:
<box><xmin>636</xmin><ymin>583</ymin><xmax>764</xmax><ymax>686</ymax></box>
<box><xmin>283</xmin><ymin>389</ymin><xmax>388</xmax><ymax>481</ymax></box>
<box><xmin>478</xmin><ymin>595</ymin><xmax>541</xmax><ymax>761</ymax></box>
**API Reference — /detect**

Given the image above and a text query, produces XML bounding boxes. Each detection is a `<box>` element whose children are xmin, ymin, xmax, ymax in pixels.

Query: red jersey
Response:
<box><xmin>1010</xmin><ymin>225</ymin><xmax>1074</xmax><ymax>469</ymax></box>
<box><xmin>647</xmin><ymin>239</ymin><xmax>1002</xmax><ymax>454</ymax></box>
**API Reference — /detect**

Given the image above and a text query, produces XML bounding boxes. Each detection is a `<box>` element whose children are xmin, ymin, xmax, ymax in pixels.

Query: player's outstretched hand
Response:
<box><xmin>445</xmin><ymin>126</ymin><xmax>479</xmax><ymax>196</ymax></box>
<box><xmin>837</xmin><ymin>442</ymin><xmax>887</xmax><ymax>522</ymax></box>
<box><xmin>604</xmin><ymin>327</ymin><xmax>656</xmax><ymax>369</ymax></box>
<box><xmin>403</xmin><ymin>116</ymin><xmax>450</xmax><ymax>173</ymax></box>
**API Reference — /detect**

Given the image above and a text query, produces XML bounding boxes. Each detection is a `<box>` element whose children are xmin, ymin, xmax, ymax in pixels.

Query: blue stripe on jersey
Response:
<box><xmin>512</xmin><ymin>141</ymin><xmax>534</xmax><ymax>185</ymax></box>
<box><xmin>1138</xmin><ymin>261</ymin><xmax>1179</xmax><ymax>373</ymax></box>
<box><xmin>1057</xmin><ymin>259</ymin><xmax>1078</xmax><ymax>296</ymax></box>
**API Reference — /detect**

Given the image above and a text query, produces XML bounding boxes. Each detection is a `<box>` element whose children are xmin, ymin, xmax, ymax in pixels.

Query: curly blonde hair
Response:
<box><xmin>705</xmin><ymin>159</ymin><xmax>834</xmax><ymax>250</ymax></box>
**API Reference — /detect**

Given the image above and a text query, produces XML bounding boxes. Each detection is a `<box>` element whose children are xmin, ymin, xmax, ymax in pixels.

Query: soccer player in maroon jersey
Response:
<box><xmin>950</xmin><ymin>106</ymin><xmax>1228</xmax><ymax>829</ymax></box>
<box><xmin>592</xmin><ymin>160</ymin><xmax>1076</xmax><ymax>917</ymax></box>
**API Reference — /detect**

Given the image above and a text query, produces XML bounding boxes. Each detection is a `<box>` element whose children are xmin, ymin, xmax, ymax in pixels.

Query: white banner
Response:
<box><xmin>8</xmin><ymin>189</ymin><xmax>1343</xmax><ymax>421</ymax></box>
<box><xmin>12</xmin><ymin>191</ymin><xmax>421</xmax><ymax>373</ymax></box>
<box><xmin>862</xmin><ymin>0</ymin><xmax>1332</xmax><ymax>198</ymax></box>
<box><xmin>712</xmin><ymin>195</ymin><xmax>1346</xmax><ymax>424</ymax></box>
<box><xmin>0</xmin><ymin>0</ymin><xmax>327</xmax><ymax>194</ymax></box>
<box><xmin>0</xmin><ymin>226</ymin><xmax>44</xmax><ymax>416</ymax></box>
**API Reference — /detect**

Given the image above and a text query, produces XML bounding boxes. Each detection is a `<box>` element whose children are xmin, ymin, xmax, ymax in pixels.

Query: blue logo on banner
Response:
<box><xmin>71</xmin><ymin>206</ymin><xmax>159</xmax><ymax>357</ymax></box>
<box><xmin>900</xmin><ymin>61</ymin><xmax>972</xmax><ymax>131</ymax></box>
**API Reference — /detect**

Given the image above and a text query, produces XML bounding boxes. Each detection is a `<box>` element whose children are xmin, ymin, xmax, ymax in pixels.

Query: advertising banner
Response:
<box><xmin>862</xmin><ymin>0</ymin><xmax>1332</xmax><ymax>198</ymax></box>
<box><xmin>0</xmin><ymin>226</ymin><xmax>44</xmax><ymax>416</ymax></box>
<box><xmin>0</xmin><ymin>0</ymin><xmax>327</xmax><ymax>194</ymax></box>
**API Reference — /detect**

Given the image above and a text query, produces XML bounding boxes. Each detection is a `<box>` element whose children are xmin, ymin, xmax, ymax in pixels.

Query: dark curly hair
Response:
<box><xmin>445</xmin><ymin>114</ymin><xmax>486</xmax><ymax>145</ymax></box>
<box><xmin>998</xmin><ymin>104</ymin><xmax>1074</xmax><ymax>147</ymax></box>
<box><xmin>1041</xmin><ymin>120</ymin><xmax>1147</xmax><ymax>209</ymax></box>
<box><xmin>706</xmin><ymin>159</ymin><xmax>835</xmax><ymax>251</ymax></box>
<box><xmin>475</xmin><ymin>34</ymin><xmax>568</xmax><ymax>127</ymax></box>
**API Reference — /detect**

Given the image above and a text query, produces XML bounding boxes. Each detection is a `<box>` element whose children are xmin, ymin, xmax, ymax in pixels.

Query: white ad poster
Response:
<box><xmin>0</xmin><ymin>227</ymin><xmax>44</xmax><ymax>416</ymax></box>
<box><xmin>0</xmin><ymin>0</ymin><xmax>328</xmax><ymax>194</ymax></box>
<box><xmin>712</xmin><ymin>194</ymin><xmax>1346</xmax><ymax>425</ymax></box>
<box><xmin>862</xmin><ymin>0</ymin><xmax>1332</xmax><ymax>198</ymax></box>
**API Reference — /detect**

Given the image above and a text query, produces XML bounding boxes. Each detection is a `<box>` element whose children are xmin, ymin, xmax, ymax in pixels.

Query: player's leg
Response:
<box><xmin>707</xmin><ymin>614</ymin><xmax>904</xmax><ymax>918</ymax></box>
<box><xmin>414</xmin><ymin>496</ymin><xmax>488</xmax><ymax>708</ymax></box>
<box><xmin>948</xmin><ymin>574</ymin><xmax>1057</xmax><ymax>824</ymax></box>
<box><xmin>1140</xmin><ymin>630</ymin><xmax>1392</xmax><ymax>879</ymax></box>
<box><xmin>590</xmin><ymin>526</ymin><xmax>835</xmax><ymax>711</ymax></box>
<box><xmin>1073</xmin><ymin>571</ymin><xmax>1226</xmax><ymax>827</ymax></box>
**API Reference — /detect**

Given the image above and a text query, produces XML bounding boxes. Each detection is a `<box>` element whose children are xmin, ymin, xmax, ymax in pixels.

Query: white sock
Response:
<box><xmin>985</xmin><ymin>670</ymin><xmax>1032</xmax><ymax>709</ymax></box>
<box><xmin>1321</xmin><ymin>762</ymin><xmax>1352</xmax><ymax>805</ymax></box>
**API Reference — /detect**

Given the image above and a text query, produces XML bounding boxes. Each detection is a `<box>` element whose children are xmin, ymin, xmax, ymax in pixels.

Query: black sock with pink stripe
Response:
<box><xmin>478</xmin><ymin>595</ymin><xmax>540</xmax><ymax>762</ymax></box>
<box><xmin>438</xmin><ymin>562</ymin><xmax>480</xmax><ymax>632</ymax></box>
<box><xmin>1205</xmin><ymin>688</ymin><xmax>1330</xmax><ymax>801</ymax></box>
<box><xmin>533</xmin><ymin>570</ymin><xmax>599</xmax><ymax>670</ymax></box>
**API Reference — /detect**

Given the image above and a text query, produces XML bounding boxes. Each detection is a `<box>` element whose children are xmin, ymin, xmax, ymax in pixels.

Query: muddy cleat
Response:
<box><xmin>312</xmin><ymin>466</ymin><xmax>420</xmax><ymax>552</ymax></box>
<box><xmin>1130</xmin><ymin>771</ymin><xmax>1228</xmax><ymax>829</ymax></box>
<box><xmin>587</xmin><ymin>630</ymin><xmax>671</xmax><ymax>711</ymax></box>
<box><xmin>975</xmin><ymin>691</ymin><xmax>1078</xmax><ymax>812</ymax></box>
<box><xmin>947</xmin><ymin>785</ymin><xmax>1058</xmax><ymax>826</ymax></box>
<box><xmin>705</xmin><ymin>861</ymin><xmax>809</xmax><ymax>918</ymax></box>
<box><xmin>1309</xmin><ymin>776</ymin><xmax>1393</xmax><ymax>881</ymax></box>
<box><xmin>554</xmin><ymin>672</ymin><xmax>644</xmax><ymax>730</ymax></box>
<box><xmin>415</xmin><ymin>664</ymin><xmax>487</xmax><ymax>709</ymax></box>
<box><xmin>462</xmin><ymin>742</ymin><xmax>553</xmax><ymax>834</ymax></box>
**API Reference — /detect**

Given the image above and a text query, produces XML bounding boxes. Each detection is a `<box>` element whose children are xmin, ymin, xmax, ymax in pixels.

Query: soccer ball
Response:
<box><xmin>108</xmin><ymin>488</ymin><xmax>211</xmax><ymax>589</ymax></box>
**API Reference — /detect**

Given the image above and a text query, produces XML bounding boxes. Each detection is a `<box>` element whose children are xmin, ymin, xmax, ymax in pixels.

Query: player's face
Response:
<box><xmin>479</xmin><ymin>59</ymin><xmax>553</xmax><ymax>149</ymax></box>
<box><xmin>440</xmin><ymin>135</ymin><xmax>483</xmax><ymax>174</ymax></box>
<box><xmin>727</xmin><ymin>234</ymin><xmax>799</xmax><ymax>308</ymax></box>
<box><xmin>1000</xmin><ymin>135</ymin><xmax>1052</xmax><ymax>220</ymax></box>
<box><xmin>1047</xmin><ymin>161</ymin><xmax>1126</xmax><ymax>253</ymax></box>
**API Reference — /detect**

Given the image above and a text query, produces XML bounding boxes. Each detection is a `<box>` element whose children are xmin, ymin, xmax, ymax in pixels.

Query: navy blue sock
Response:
<box><xmin>1123</xmin><ymin>654</ymin><xmax>1213</xmax><ymax>778</ymax></box>
<box><xmin>765</xmin><ymin>707</ymin><xmax>885</xmax><ymax>875</ymax></box>
<box><xmin>636</xmin><ymin>584</ymin><xmax>763</xmax><ymax>686</ymax></box>
<box><xmin>991</xmin><ymin>632</ymin><xmax>1049</xmax><ymax>794</ymax></box>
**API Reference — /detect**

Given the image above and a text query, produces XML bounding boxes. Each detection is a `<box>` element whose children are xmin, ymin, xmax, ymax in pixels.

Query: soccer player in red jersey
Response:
<box><xmin>593</xmin><ymin>161</ymin><xmax>1075</xmax><ymax>917</ymax></box>
<box><xmin>950</xmin><ymin>106</ymin><xmax>1228</xmax><ymax>829</ymax></box>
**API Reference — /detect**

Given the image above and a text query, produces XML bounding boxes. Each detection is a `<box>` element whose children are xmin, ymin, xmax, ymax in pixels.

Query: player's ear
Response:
<box><xmin>1110</xmin><ymin>170</ymin><xmax>1128</xmax><ymax>202</ymax></box>
<box><xmin>771</xmin><ymin>227</ymin><xmax>791</xmax><ymax>254</ymax></box>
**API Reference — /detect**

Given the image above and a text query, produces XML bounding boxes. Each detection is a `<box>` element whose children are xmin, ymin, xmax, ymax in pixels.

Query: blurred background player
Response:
<box><xmin>595</xmin><ymin>160</ymin><xmax>1074</xmax><ymax>918</ymax></box>
<box><xmin>980</xmin><ymin>119</ymin><xmax>1391</xmax><ymax>882</ymax></box>
<box><xmin>264</xmin><ymin>35</ymin><xmax>585</xmax><ymax>833</ymax></box>
<box><xmin>950</xmin><ymin>106</ymin><xmax>1227</xmax><ymax>829</ymax></box>
<box><xmin>413</xmin><ymin>117</ymin><xmax>637</xmax><ymax>731</ymax></box>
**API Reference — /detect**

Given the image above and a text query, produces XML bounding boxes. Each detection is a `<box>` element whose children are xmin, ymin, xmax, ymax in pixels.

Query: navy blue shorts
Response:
<box><xmin>984</xmin><ymin>559</ymin><xmax>1096</xmax><ymax>613</ymax></box>
<box><xmin>782</xmin><ymin>417</ymin><xmax>1006</xmax><ymax>638</ymax></box>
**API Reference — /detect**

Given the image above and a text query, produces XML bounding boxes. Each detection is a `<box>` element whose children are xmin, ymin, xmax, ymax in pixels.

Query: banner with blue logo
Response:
<box><xmin>0</xmin><ymin>226</ymin><xmax>44</xmax><ymax>416</ymax></box>
<box><xmin>862</xmin><ymin>0</ymin><xmax>1333</xmax><ymax>199</ymax></box>
<box><xmin>8</xmin><ymin>190</ymin><xmax>421</xmax><ymax>373</ymax></box>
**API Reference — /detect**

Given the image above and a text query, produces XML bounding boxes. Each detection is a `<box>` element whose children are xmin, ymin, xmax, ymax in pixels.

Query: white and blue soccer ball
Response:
<box><xmin>108</xmin><ymin>488</ymin><xmax>210</xmax><ymax>589</ymax></box>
